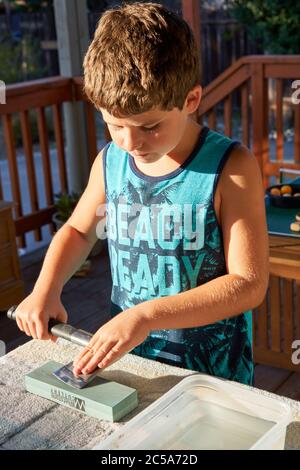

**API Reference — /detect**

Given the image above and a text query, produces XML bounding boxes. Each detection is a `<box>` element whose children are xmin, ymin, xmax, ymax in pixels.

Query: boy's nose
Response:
<box><xmin>123</xmin><ymin>128</ymin><xmax>143</xmax><ymax>152</ymax></box>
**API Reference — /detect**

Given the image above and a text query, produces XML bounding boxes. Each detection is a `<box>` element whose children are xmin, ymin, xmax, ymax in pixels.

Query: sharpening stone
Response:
<box><xmin>25</xmin><ymin>361</ymin><xmax>138</xmax><ymax>422</ymax></box>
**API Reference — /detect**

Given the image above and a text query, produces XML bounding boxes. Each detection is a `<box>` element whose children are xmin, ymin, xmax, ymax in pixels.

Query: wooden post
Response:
<box><xmin>251</xmin><ymin>63</ymin><xmax>269</xmax><ymax>186</ymax></box>
<box><xmin>181</xmin><ymin>0</ymin><xmax>202</xmax><ymax>80</ymax></box>
<box><xmin>53</xmin><ymin>0</ymin><xmax>90</xmax><ymax>193</ymax></box>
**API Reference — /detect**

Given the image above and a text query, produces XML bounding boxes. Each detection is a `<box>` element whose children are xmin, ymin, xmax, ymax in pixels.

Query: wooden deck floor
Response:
<box><xmin>1</xmin><ymin>245</ymin><xmax>300</xmax><ymax>401</ymax></box>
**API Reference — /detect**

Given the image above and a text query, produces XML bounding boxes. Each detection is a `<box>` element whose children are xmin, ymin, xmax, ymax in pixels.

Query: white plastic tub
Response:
<box><xmin>94</xmin><ymin>374</ymin><xmax>293</xmax><ymax>450</ymax></box>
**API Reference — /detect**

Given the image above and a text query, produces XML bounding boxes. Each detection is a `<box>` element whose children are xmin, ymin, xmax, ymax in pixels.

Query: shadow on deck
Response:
<box><xmin>1</xmin><ymin>245</ymin><xmax>300</xmax><ymax>402</ymax></box>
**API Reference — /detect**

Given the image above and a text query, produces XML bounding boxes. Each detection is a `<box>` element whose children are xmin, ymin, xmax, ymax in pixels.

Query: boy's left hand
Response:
<box><xmin>72</xmin><ymin>305</ymin><xmax>150</xmax><ymax>376</ymax></box>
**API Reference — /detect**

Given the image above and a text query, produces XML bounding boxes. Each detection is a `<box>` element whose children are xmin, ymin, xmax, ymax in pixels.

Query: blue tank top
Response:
<box><xmin>103</xmin><ymin>126</ymin><xmax>253</xmax><ymax>385</ymax></box>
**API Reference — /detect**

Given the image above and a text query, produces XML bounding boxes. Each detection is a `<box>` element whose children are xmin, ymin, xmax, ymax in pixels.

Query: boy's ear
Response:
<box><xmin>185</xmin><ymin>85</ymin><xmax>202</xmax><ymax>114</ymax></box>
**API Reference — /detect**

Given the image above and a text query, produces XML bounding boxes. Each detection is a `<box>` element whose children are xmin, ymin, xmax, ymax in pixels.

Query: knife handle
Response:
<box><xmin>7</xmin><ymin>305</ymin><xmax>61</xmax><ymax>331</ymax></box>
<box><xmin>7</xmin><ymin>305</ymin><xmax>93</xmax><ymax>347</ymax></box>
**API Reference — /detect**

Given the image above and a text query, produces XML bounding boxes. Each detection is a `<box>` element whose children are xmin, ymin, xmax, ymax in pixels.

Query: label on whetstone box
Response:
<box><xmin>50</xmin><ymin>388</ymin><xmax>86</xmax><ymax>412</ymax></box>
<box><xmin>26</xmin><ymin>380</ymin><xmax>113</xmax><ymax>420</ymax></box>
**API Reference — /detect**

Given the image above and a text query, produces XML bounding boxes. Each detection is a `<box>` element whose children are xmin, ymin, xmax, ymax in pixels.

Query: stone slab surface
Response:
<box><xmin>1</xmin><ymin>339</ymin><xmax>300</xmax><ymax>449</ymax></box>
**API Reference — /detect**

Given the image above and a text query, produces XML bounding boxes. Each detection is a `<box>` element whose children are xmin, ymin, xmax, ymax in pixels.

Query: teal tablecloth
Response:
<box><xmin>266</xmin><ymin>176</ymin><xmax>300</xmax><ymax>237</ymax></box>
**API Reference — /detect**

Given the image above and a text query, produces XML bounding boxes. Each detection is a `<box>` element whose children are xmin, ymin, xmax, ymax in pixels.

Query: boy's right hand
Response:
<box><xmin>14</xmin><ymin>292</ymin><xmax>68</xmax><ymax>342</ymax></box>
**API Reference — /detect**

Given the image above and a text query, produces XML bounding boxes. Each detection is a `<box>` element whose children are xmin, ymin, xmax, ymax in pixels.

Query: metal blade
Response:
<box><xmin>53</xmin><ymin>361</ymin><xmax>99</xmax><ymax>389</ymax></box>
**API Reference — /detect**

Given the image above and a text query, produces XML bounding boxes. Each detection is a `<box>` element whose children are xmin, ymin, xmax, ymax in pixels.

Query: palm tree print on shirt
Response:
<box><xmin>106</xmin><ymin>177</ymin><xmax>253</xmax><ymax>385</ymax></box>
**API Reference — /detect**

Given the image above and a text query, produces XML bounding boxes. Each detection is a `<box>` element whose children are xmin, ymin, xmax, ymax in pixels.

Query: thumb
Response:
<box><xmin>55</xmin><ymin>308</ymin><xmax>68</xmax><ymax>324</ymax></box>
<box><xmin>50</xmin><ymin>307</ymin><xmax>68</xmax><ymax>342</ymax></box>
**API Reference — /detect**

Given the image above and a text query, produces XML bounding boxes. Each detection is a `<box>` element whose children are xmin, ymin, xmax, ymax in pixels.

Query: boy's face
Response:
<box><xmin>100</xmin><ymin>86</ymin><xmax>201</xmax><ymax>165</ymax></box>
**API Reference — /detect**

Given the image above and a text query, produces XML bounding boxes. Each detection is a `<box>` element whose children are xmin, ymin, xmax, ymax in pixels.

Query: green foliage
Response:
<box><xmin>0</xmin><ymin>1</ymin><xmax>53</xmax><ymax>12</ymax></box>
<box><xmin>54</xmin><ymin>192</ymin><xmax>82</xmax><ymax>222</ymax></box>
<box><xmin>231</xmin><ymin>0</ymin><xmax>300</xmax><ymax>54</ymax></box>
<box><xmin>0</xmin><ymin>34</ymin><xmax>47</xmax><ymax>84</ymax></box>
<box><xmin>0</xmin><ymin>38</ymin><xmax>22</xmax><ymax>84</ymax></box>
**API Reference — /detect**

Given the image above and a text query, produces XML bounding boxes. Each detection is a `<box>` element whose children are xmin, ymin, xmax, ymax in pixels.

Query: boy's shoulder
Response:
<box><xmin>223</xmin><ymin>143</ymin><xmax>259</xmax><ymax>176</ymax></box>
<box><xmin>218</xmin><ymin>143</ymin><xmax>263</xmax><ymax>199</ymax></box>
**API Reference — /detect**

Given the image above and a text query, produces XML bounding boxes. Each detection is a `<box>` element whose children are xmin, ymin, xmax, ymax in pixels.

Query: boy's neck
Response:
<box><xmin>133</xmin><ymin>120</ymin><xmax>203</xmax><ymax>178</ymax></box>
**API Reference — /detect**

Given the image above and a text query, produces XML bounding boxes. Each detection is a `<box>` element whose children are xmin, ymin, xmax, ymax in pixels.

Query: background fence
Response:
<box><xmin>0</xmin><ymin>3</ymin><xmax>261</xmax><ymax>86</ymax></box>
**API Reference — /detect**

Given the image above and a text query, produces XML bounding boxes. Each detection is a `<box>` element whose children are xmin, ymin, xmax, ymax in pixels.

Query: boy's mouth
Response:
<box><xmin>132</xmin><ymin>152</ymin><xmax>149</xmax><ymax>157</ymax></box>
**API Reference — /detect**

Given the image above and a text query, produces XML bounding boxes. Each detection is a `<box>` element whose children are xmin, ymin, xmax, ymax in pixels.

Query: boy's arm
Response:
<box><xmin>73</xmin><ymin>145</ymin><xmax>269</xmax><ymax>374</ymax></box>
<box><xmin>15</xmin><ymin>148</ymin><xmax>106</xmax><ymax>340</ymax></box>
<box><xmin>142</xmin><ymin>144</ymin><xmax>269</xmax><ymax>329</ymax></box>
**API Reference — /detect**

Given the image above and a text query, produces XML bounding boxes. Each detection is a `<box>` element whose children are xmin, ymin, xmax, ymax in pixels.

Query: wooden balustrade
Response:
<box><xmin>198</xmin><ymin>55</ymin><xmax>300</xmax><ymax>187</ymax></box>
<box><xmin>253</xmin><ymin>237</ymin><xmax>300</xmax><ymax>372</ymax></box>
<box><xmin>0</xmin><ymin>77</ymin><xmax>101</xmax><ymax>248</ymax></box>
<box><xmin>0</xmin><ymin>78</ymin><xmax>72</xmax><ymax>247</ymax></box>
<box><xmin>253</xmin><ymin>277</ymin><xmax>300</xmax><ymax>372</ymax></box>
<box><xmin>0</xmin><ymin>56</ymin><xmax>299</xmax><ymax>247</ymax></box>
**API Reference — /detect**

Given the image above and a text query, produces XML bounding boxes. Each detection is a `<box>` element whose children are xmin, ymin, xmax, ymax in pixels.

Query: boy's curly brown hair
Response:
<box><xmin>83</xmin><ymin>2</ymin><xmax>201</xmax><ymax>117</ymax></box>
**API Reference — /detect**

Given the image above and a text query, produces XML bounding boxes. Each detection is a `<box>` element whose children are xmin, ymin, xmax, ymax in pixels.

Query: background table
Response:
<box><xmin>253</xmin><ymin>194</ymin><xmax>300</xmax><ymax>370</ymax></box>
<box><xmin>267</xmin><ymin>198</ymin><xmax>300</xmax><ymax>280</ymax></box>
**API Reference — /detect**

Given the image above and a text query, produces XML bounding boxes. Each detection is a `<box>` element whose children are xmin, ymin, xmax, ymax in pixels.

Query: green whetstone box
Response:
<box><xmin>25</xmin><ymin>361</ymin><xmax>138</xmax><ymax>422</ymax></box>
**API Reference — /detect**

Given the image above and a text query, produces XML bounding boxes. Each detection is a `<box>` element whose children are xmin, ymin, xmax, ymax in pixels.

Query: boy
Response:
<box><xmin>14</xmin><ymin>2</ymin><xmax>269</xmax><ymax>385</ymax></box>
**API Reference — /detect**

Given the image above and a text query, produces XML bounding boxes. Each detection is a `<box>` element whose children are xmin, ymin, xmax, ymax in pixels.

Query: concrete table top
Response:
<box><xmin>1</xmin><ymin>339</ymin><xmax>300</xmax><ymax>450</ymax></box>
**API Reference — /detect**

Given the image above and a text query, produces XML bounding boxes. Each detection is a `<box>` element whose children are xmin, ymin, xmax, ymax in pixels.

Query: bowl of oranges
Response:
<box><xmin>266</xmin><ymin>184</ymin><xmax>300</xmax><ymax>208</ymax></box>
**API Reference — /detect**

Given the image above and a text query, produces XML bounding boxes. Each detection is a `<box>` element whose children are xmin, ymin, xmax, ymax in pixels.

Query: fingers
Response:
<box><xmin>73</xmin><ymin>341</ymin><xmax>122</xmax><ymax>376</ymax></box>
<box><xmin>16</xmin><ymin>315</ymin><xmax>33</xmax><ymax>337</ymax></box>
<box><xmin>97</xmin><ymin>348</ymin><xmax>120</xmax><ymax>369</ymax></box>
<box><xmin>73</xmin><ymin>346</ymin><xmax>94</xmax><ymax>370</ymax></box>
<box><xmin>18</xmin><ymin>316</ymin><xmax>49</xmax><ymax>340</ymax></box>
<box><xmin>16</xmin><ymin>316</ymin><xmax>26</xmax><ymax>335</ymax></box>
<box><xmin>73</xmin><ymin>344</ymin><xmax>105</xmax><ymax>375</ymax></box>
<box><xmin>15</xmin><ymin>309</ymin><xmax>64</xmax><ymax>341</ymax></box>
<box><xmin>35</xmin><ymin>318</ymin><xmax>49</xmax><ymax>340</ymax></box>
<box><xmin>56</xmin><ymin>309</ymin><xmax>68</xmax><ymax>324</ymax></box>
<box><xmin>29</xmin><ymin>322</ymin><xmax>38</xmax><ymax>339</ymax></box>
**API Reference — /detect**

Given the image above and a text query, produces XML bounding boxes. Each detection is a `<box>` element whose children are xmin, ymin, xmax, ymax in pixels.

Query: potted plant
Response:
<box><xmin>52</xmin><ymin>191</ymin><xmax>81</xmax><ymax>230</ymax></box>
<box><xmin>52</xmin><ymin>192</ymin><xmax>104</xmax><ymax>257</ymax></box>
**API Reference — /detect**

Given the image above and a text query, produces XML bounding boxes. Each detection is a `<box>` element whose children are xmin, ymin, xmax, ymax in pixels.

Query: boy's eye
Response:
<box><xmin>109</xmin><ymin>124</ymin><xmax>160</xmax><ymax>133</ymax></box>
<box><xmin>143</xmin><ymin>124</ymin><xmax>159</xmax><ymax>133</ymax></box>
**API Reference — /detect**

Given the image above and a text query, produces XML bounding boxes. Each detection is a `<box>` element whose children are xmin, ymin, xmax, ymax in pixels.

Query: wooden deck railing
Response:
<box><xmin>254</xmin><ymin>239</ymin><xmax>300</xmax><ymax>372</ymax></box>
<box><xmin>0</xmin><ymin>55</ymin><xmax>299</xmax><ymax>247</ymax></box>
<box><xmin>0</xmin><ymin>77</ymin><xmax>73</xmax><ymax>247</ymax></box>
<box><xmin>0</xmin><ymin>76</ymin><xmax>110</xmax><ymax>248</ymax></box>
<box><xmin>198</xmin><ymin>55</ymin><xmax>300</xmax><ymax>187</ymax></box>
